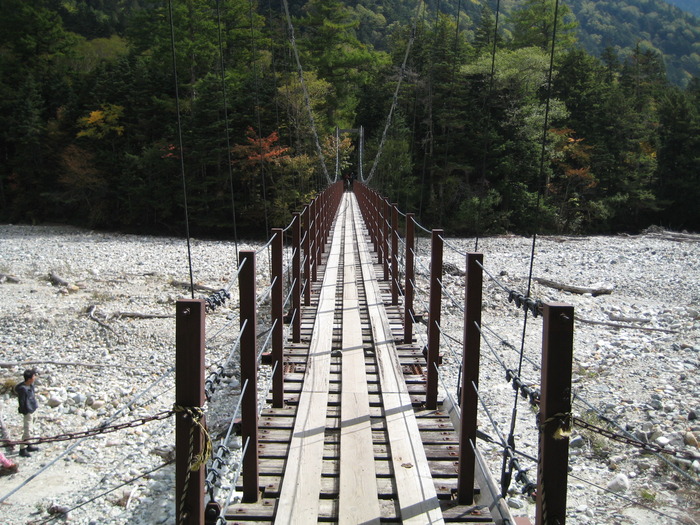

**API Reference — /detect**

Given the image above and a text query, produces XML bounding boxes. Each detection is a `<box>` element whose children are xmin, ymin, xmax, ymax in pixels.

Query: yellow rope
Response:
<box><xmin>173</xmin><ymin>404</ymin><xmax>213</xmax><ymax>470</ymax></box>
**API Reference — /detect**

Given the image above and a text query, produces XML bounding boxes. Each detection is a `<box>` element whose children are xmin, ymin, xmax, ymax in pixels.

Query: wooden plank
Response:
<box><xmin>257</xmin><ymin>458</ymin><xmax>457</xmax><ymax>477</ymax></box>
<box><xmin>338</xmin><ymin>196</ymin><xmax>381</xmax><ymax>524</ymax></box>
<box><xmin>273</xmin><ymin>201</ymin><xmax>344</xmax><ymax>524</ymax></box>
<box><xmin>351</xmin><ymin>194</ymin><xmax>444</xmax><ymax>525</ymax></box>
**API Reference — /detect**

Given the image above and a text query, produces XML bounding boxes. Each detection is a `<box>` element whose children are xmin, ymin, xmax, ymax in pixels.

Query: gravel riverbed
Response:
<box><xmin>0</xmin><ymin>223</ymin><xmax>698</xmax><ymax>524</ymax></box>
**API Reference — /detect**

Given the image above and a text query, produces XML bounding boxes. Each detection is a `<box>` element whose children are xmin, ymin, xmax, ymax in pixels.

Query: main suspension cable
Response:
<box><xmin>280</xmin><ymin>0</ymin><xmax>332</xmax><ymax>185</ymax></box>
<box><xmin>363</xmin><ymin>0</ymin><xmax>423</xmax><ymax>185</ymax></box>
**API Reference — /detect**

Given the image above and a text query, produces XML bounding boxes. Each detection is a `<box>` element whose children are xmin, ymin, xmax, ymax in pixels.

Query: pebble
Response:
<box><xmin>507</xmin><ymin>497</ymin><xmax>525</xmax><ymax>509</ymax></box>
<box><xmin>606</xmin><ymin>474</ymin><xmax>631</xmax><ymax>493</ymax></box>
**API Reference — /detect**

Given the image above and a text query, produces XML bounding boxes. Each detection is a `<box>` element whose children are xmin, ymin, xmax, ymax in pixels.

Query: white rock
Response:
<box><xmin>507</xmin><ymin>497</ymin><xmax>525</xmax><ymax>509</ymax></box>
<box><xmin>606</xmin><ymin>474</ymin><xmax>630</xmax><ymax>493</ymax></box>
<box><xmin>47</xmin><ymin>395</ymin><xmax>64</xmax><ymax>408</ymax></box>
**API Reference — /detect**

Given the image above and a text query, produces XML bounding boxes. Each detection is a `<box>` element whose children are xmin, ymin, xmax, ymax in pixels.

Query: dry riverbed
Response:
<box><xmin>0</xmin><ymin>224</ymin><xmax>698</xmax><ymax>524</ymax></box>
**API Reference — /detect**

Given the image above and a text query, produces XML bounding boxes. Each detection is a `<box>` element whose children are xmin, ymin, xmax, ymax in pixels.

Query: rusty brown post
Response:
<box><xmin>292</xmin><ymin>212</ymin><xmax>301</xmax><ymax>343</ymax></box>
<box><xmin>377</xmin><ymin>197</ymin><xmax>384</xmax><ymax>267</ymax></box>
<box><xmin>458</xmin><ymin>252</ymin><xmax>483</xmax><ymax>504</ymax></box>
<box><xmin>302</xmin><ymin>205</ymin><xmax>311</xmax><ymax>306</ymax></box>
<box><xmin>391</xmin><ymin>203</ymin><xmax>399</xmax><ymax>305</ymax></box>
<box><xmin>239</xmin><ymin>250</ymin><xmax>259</xmax><ymax>503</ymax></box>
<box><xmin>314</xmin><ymin>198</ymin><xmax>322</xmax><ymax>270</ymax></box>
<box><xmin>319</xmin><ymin>194</ymin><xmax>326</xmax><ymax>256</ymax></box>
<box><xmin>310</xmin><ymin>200</ymin><xmax>318</xmax><ymax>283</ymax></box>
<box><xmin>537</xmin><ymin>302</ymin><xmax>574</xmax><ymax>525</ymax></box>
<box><xmin>176</xmin><ymin>299</ymin><xmax>206</xmax><ymax>524</ymax></box>
<box><xmin>404</xmin><ymin>213</ymin><xmax>415</xmax><ymax>344</ymax></box>
<box><xmin>426</xmin><ymin>229</ymin><xmax>443</xmax><ymax>410</ymax></box>
<box><xmin>372</xmin><ymin>192</ymin><xmax>380</xmax><ymax>254</ymax></box>
<box><xmin>271</xmin><ymin>229</ymin><xmax>284</xmax><ymax>408</ymax></box>
<box><xmin>383</xmin><ymin>199</ymin><xmax>390</xmax><ymax>281</ymax></box>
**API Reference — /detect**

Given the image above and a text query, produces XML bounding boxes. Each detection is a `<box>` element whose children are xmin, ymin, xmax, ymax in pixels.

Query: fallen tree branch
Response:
<box><xmin>575</xmin><ymin>316</ymin><xmax>677</xmax><ymax>334</ymax></box>
<box><xmin>49</xmin><ymin>271</ymin><xmax>70</xmax><ymax>287</ymax></box>
<box><xmin>87</xmin><ymin>304</ymin><xmax>116</xmax><ymax>333</ymax></box>
<box><xmin>0</xmin><ymin>273</ymin><xmax>20</xmax><ymax>284</ymax></box>
<box><xmin>112</xmin><ymin>312</ymin><xmax>174</xmax><ymax>320</ymax></box>
<box><xmin>534</xmin><ymin>277</ymin><xmax>613</xmax><ymax>296</ymax></box>
<box><xmin>0</xmin><ymin>360</ymin><xmax>139</xmax><ymax>369</ymax></box>
<box><xmin>169</xmin><ymin>279</ymin><xmax>219</xmax><ymax>292</ymax></box>
<box><xmin>608</xmin><ymin>314</ymin><xmax>651</xmax><ymax>324</ymax></box>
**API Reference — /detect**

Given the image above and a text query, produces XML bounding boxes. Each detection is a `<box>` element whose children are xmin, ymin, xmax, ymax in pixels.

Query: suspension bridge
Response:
<box><xmin>171</xmin><ymin>181</ymin><xmax>579</xmax><ymax>525</ymax></box>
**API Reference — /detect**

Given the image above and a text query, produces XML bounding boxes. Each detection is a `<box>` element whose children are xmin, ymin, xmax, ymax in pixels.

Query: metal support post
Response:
<box><xmin>383</xmin><ymin>199</ymin><xmax>390</xmax><ymax>281</ymax></box>
<box><xmin>391</xmin><ymin>203</ymin><xmax>399</xmax><ymax>305</ymax></box>
<box><xmin>458</xmin><ymin>253</ymin><xmax>483</xmax><ymax>504</ymax></box>
<box><xmin>536</xmin><ymin>302</ymin><xmax>574</xmax><ymax>525</ymax></box>
<box><xmin>239</xmin><ymin>250</ymin><xmax>259</xmax><ymax>503</ymax></box>
<box><xmin>404</xmin><ymin>213</ymin><xmax>415</xmax><ymax>344</ymax></box>
<box><xmin>303</xmin><ymin>206</ymin><xmax>311</xmax><ymax>306</ymax></box>
<box><xmin>426</xmin><ymin>229</ymin><xmax>443</xmax><ymax>410</ymax></box>
<box><xmin>292</xmin><ymin>213</ymin><xmax>301</xmax><ymax>343</ymax></box>
<box><xmin>176</xmin><ymin>299</ymin><xmax>206</xmax><ymax>524</ymax></box>
<box><xmin>314</xmin><ymin>198</ymin><xmax>322</xmax><ymax>269</ymax></box>
<box><xmin>271</xmin><ymin>229</ymin><xmax>284</xmax><ymax>408</ymax></box>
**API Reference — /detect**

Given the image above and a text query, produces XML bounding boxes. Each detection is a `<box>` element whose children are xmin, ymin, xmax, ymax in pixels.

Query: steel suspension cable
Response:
<box><xmin>215</xmin><ymin>0</ymin><xmax>240</xmax><ymax>265</ymax></box>
<box><xmin>167</xmin><ymin>0</ymin><xmax>195</xmax><ymax>299</ymax></box>
<box><xmin>364</xmin><ymin>0</ymin><xmax>423</xmax><ymax>185</ymax></box>
<box><xmin>474</xmin><ymin>0</ymin><xmax>501</xmax><ymax>252</ymax></box>
<box><xmin>501</xmin><ymin>0</ymin><xmax>562</xmax><ymax>497</ymax></box>
<box><xmin>249</xmin><ymin>0</ymin><xmax>271</xmax><ymax>238</ymax></box>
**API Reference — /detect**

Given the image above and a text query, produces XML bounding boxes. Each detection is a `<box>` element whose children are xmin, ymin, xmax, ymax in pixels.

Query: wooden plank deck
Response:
<box><xmin>225</xmin><ymin>192</ymin><xmax>507</xmax><ymax>524</ymax></box>
<box><xmin>338</xmin><ymin>199</ymin><xmax>380</xmax><ymax>524</ymax></box>
<box><xmin>352</xmin><ymin>196</ymin><xmax>444</xmax><ymax>525</ymax></box>
<box><xmin>273</xmin><ymin>198</ymin><xmax>344</xmax><ymax>524</ymax></box>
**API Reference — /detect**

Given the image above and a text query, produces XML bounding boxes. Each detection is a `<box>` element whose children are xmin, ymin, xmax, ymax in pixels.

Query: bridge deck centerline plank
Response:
<box><xmin>351</xmin><ymin>195</ymin><xmax>445</xmax><ymax>525</ymax></box>
<box><xmin>337</xmin><ymin>196</ymin><xmax>381</xmax><ymax>524</ymax></box>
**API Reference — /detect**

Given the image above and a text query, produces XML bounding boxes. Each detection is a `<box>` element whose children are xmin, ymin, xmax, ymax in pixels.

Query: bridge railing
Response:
<box><xmin>354</xmin><ymin>181</ymin><xmax>573</xmax><ymax>525</ymax></box>
<box><xmin>175</xmin><ymin>181</ymin><xmax>343</xmax><ymax>524</ymax></box>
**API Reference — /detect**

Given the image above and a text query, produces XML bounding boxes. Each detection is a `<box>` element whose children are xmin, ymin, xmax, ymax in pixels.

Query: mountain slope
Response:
<box><xmin>663</xmin><ymin>0</ymin><xmax>700</xmax><ymax>18</ymax></box>
<box><xmin>565</xmin><ymin>0</ymin><xmax>700</xmax><ymax>85</ymax></box>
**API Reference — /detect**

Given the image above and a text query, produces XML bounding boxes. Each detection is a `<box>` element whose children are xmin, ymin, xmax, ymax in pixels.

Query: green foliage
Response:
<box><xmin>509</xmin><ymin>0</ymin><xmax>579</xmax><ymax>53</ymax></box>
<box><xmin>565</xmin><ymin>0</ymin><xmax>700</xmax><ymax>86</ymax></box>
<box><xmin>0</xmin><ymin>0</ymin><xmax>699</xmax><ymax>236</ymax></box>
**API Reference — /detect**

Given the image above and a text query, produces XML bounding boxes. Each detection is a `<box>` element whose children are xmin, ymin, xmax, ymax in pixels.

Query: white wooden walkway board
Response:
<box><xmin>351</xmin><ymin>194</ymin><xmax>445</xmax><ymax>525</ymax></box>
<box><xmin>339</xmin><ymin>196</ymin><xmax>381</xmax><ymax>524</ymax></box>
<box><xmin>274</xmin><ymin>198</ymin><xmax>345</xmax><ymax>524</ymax></box>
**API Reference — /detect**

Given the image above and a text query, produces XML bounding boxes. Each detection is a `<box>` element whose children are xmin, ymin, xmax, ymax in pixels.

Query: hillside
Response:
<box><xmin>663</xmin><ymin>0</ymin><xmax>700</xmax><ymax>18</ymax></box>
<box><xmin>352</xmin><ymin>0</ymin><xmax>700</xmax><ymax>86</ymax></box>
<box><xmin>565</xmin><ymin>0</ymin><xmax>700</xmax><ymax>85</ymax></box>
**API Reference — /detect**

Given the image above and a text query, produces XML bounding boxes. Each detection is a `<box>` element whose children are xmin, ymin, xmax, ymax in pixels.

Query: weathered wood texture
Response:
<box><xmin>226</xmin><ymin>193</ymin><xmax>499</xmax><ymax>524</ymax></box>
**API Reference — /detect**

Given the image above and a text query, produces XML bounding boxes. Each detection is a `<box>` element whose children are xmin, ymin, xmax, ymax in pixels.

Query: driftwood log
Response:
<box><xmin>49</xmin><ymin>272</ymin><xmax>70</xmax><ymax>287</ymax></box>
<box><xmin>575</xmin><ymin>316</ymin><xmax>677</xmax><ymax>334</ymax></box>
<box><xmin>111</xmin><ymin>311</ymin><xmax>173</xmax><ymax>320</ymax></box>
<box><xmin>608</xmin><ymin>314</ymin><xmax>651</xmax><ymax>324</ymax></box>
<box><xmin>0</xmin><ymin>273</ymin><xmax>20</xmax><ymax>284</ymax></box>
<box><xmin>87</xmin><ymin>305</ymin><xmax>116</xmax><ymax>332</ymax></box>
<box><xmin>534</xmin><ymin>277</ymin><xmax>613</xmax><ymax>296</ymax></box>
<box><xmin>169</xmin><ymin>279</ymin><xmax>219</xmax><ymax>292</ymax></box>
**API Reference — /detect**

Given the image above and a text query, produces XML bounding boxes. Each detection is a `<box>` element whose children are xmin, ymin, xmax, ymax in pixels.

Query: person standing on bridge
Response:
<box><xmin>15</xmin><ymin>369</ymin><xmax>39</xmax><ymax>458</ymax></box>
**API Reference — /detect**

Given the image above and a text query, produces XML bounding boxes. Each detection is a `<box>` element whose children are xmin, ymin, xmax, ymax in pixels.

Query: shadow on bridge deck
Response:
<box><xmin>225</xmin><ymin>193</ymin><xmax>513</xmax><ymax>524</ymax></box>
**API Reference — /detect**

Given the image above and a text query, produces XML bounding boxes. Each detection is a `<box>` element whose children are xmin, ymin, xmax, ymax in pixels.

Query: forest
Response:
<box><xmin>1</xmin><ymin>0</ymin><xmax>699</xmax><ymax>238</ymax></box>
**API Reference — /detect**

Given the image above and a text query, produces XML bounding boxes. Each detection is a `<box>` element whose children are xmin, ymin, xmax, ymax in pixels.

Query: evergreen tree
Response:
<box><xmin>509</xmin><ymin>0</ymin><xmax>578</xmax><ymax>52</ymax></box>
